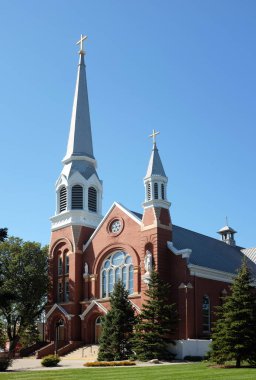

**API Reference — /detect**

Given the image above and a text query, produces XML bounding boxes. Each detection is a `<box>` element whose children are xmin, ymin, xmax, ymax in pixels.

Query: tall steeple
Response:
<box><xmin>51</xmin><ymin>35</ymin><xmax>103</xmax><ymax>231</ymax></box>
<box><xmin>63</xmin><ymin>35</ymin><xmax>94</xmax><ymax>163</ymax></box>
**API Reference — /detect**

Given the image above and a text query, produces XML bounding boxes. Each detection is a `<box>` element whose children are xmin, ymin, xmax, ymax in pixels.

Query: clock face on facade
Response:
<box><xmin>110</xmin><ymin>220</ymin><xmax>121</xmax><ymax>233</ymax></box>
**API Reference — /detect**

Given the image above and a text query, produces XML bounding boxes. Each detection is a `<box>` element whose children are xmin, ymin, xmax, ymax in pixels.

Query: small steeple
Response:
<box><xmin>217</xmin><ymin>218</ymin><xmax>237</xmax><ymax>246</ymax></box>
<box><xmin>143</xmin><ymin>130</ymin><xmax>170</xmax><ymax>209</ymax></box>
<box><xmin>63</xmin><ymin>34</ymin><xmax>94</xmax><ymax>164</ymax></box>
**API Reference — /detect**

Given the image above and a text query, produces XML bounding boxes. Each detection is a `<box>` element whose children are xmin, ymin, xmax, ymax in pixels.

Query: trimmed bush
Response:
<box><xmin>84</xmin><ymin>360</ymin><xmax>136</xmax><ymax>367</ymax></box>
<box><xmin>0</xmin><ymin>357</ymin><xmax>13</xmax><ymax>371</ymax></box>
<box><xmin>41</xmin><ymin>355</ymin><xmax>60</xmax><ymax>367</ymax></box>
<box><xmin>184</xmin><ymin>355</ymin><xmax>204</xmax><ymax>362</ymax></box>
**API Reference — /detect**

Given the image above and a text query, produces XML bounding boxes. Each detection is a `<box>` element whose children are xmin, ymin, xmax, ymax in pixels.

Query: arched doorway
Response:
<box><xmin>54</xmin><ymin>318</ymin><xmax>65</xmax><ymax>354</ymax></box>
<box><xmin>95</xmin><ymin>316</ymin><xmax>102</xmax><ymax>344</ymax></box>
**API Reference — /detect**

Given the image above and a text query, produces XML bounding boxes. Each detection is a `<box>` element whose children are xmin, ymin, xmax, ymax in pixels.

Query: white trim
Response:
<box><xmin>45</xmin><ymin>303</ymin><xmax>74</xmax><ymax>321</ymax></box>
<box><xmin>62</xmin><ymin>155</ymin><xmax>97</xmax><ymax>168</ymax></box>
<box><xmin>83</xmin><ymin>202</ymin><xmax>142</xmax><ymax>251</ymax></box>
<box><xmin>130</xmin><ymin>301</ymin><xmax>141</xmax><ymax>313</ymax></box>
<box><xmin>79</xmin><ymin>300</ymin><xmax>108</xmax><ymax>320</ymax></box>
<box><xmin>188</xmin><ymin>264</ymin><xmax>236</xmax><ymax>283</ymax></box>
<box><xmin>167</xmin><ymin>241</ymin><xmax>192</xmax><ymax>259</ymax></box>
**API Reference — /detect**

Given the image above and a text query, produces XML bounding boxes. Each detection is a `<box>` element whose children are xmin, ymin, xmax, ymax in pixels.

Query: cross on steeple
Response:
<box><xmin>76</xmin><ymin>34</ymin><xmax>87</xmax><ymax>54</ymax></box>
<box><xmin>149</xmin><ymin>129</ymin><xmax>160</xmax><ymax>145</ymax></box>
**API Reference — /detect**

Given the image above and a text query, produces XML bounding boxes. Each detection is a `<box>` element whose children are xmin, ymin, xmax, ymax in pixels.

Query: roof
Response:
<box><xmin>217</xmin><ymin>225</ymin><xmax>237</xmax><ymax>234</ymax></box>
<box><xmin>145</xmin><ymin>143</ymin><xmax>166</xmax><ymax>178</ymax></box>
<box><xmin>129</xmin><ymin>210</ymin><xmax>256</xmax><ymax>277</ymax></box>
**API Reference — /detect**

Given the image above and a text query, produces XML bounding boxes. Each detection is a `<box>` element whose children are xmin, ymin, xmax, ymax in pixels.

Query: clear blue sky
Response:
<box><xmin>0</xmin><ymin>0</ymin><xmax>255</xmax><ymax>248</ymax></box>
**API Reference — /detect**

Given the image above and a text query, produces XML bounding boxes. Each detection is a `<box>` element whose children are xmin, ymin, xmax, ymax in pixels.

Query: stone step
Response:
<box><xmin>63</xmin><ymin>344</ymin><xmax>99</xmax><ymax>360</ymax></box>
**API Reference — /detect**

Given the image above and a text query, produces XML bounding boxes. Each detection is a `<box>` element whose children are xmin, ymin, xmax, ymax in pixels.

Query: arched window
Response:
<box><xmin>57</xmin><ymin>281</ymin><xmax>63</xmax><ymax>302</ymax></box>
<box><xmin>202</xmin><ymin>295</ymin><xmax>210</xmax><ymax>333</ymax></box>
<box><xmin>101</xmin><ymin>251</ymin><xmax>134</xmax><ymax>298</ymax></box>
<box><xmin>59</xmin><ymin>186</ymin><xmax>67</xmax><ymax>212</ymax></box>
<box><xmin>88</xmin><ymin>187</ymin><xmax>97</xmax><ymax>212</ymax></box>
<box><xmin>58</xmin><ymin>256</ymin><xmax>63</xmax><ymax>276</ymax></box>
<box><xmin>72</xmin><ymin>185</ymin><xmax>83</xmax><ymax>209</ymax></box>
<box><xmin>154</xmin><ymin>183</ymin><xmax>158</xmax><ymax>199</ymax></box>
<box><xmin>161</xmin><ymin>184</ymin><xmax>165</xmax><ymax>200</ymax></box>
<box><xmin>147</xmin><ymin>183</ymin><xmax>151</xmax><ymax>201</ymax></box>
<box><xmin>65</xmin><ymin>255</ymin><xmax>69</xmax><ymax>274</ymax></box>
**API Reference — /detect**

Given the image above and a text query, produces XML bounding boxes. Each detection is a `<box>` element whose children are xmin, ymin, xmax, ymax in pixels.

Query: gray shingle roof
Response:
<box><xmin>129</xmin><ymin>210</ymin><xmax>256</xmax><ymax>277</ymax></box>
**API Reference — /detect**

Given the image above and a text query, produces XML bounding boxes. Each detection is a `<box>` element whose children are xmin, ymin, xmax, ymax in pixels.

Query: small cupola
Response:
<box><xmin>217</xmin><ymin>219</ymin><xmax>237</xmax><ymax>246</ymax></box>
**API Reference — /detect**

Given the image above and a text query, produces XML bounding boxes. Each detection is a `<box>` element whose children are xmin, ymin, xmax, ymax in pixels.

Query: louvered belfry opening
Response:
<box><xmin>161</xmin><ymin>183</ymin><xmax>165</xmax><ymax>200</ymax></box>
<box><xmin>154</xmin><ymin>182</ymin><xmax>158</xmax><ymax>199</ymax></box>
<box><xmin>88</xmin><ymin>186</ymin><xmax>97</xmax><ymax>212</ymax></box>
<box><xmin>147</xmin><ymin>183</ymin><xmax>151</xmax><ymax>201</ymax></box>
<box><xmin>59</xmin><ymin>186</ymin><xmax>67</xmax><ymax>212</ymax></box>
<box><xmin>72</xmin><ymin>185</ymin><xmax>83</xmax><ymax>209</ymax></box>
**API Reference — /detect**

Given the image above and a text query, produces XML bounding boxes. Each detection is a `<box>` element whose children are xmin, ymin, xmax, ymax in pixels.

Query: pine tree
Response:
<box><xmin>97</xmin><ymin>281</ymin><xmax>135</xmax><ymax>361</ymax></box>
<box><xmin>133</xmin><ymin>270</ymin><xmax>177</xmax><ymax>361</ymax></box>
<box><xmin>210</xmin><ymin>258</ymin><xmax>256</xmax><ymax>368</ymax></box>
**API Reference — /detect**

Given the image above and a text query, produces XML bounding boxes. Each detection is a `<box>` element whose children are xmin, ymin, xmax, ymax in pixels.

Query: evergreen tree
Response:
<box><xmin>133</xmin><ymin>270</ymin><xmax>177</xmax><ymax>361</ymax></box>
<box><xmin>98</xmin><ymin>281</ymin><xmax>135</xmax><ymax>361</ymax></box>
<box><xmin>210</xmin><ymin>258</ymin><xmax>256</xmax><ymax>368</ymax></box>
<box><xmin>0</xmin><ymin>228</ymin><xmax>7</xmax><ymax>242</ymax></box>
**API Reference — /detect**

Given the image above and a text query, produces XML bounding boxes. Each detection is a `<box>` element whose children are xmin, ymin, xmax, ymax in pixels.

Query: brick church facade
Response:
<box><xmin>38</xmin><ymin>37</ymin><xmax>256</xmax><ymax>358</ymax></box>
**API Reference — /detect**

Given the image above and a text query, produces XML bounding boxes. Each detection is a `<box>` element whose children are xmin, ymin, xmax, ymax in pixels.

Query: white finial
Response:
<box><xmin>149</xmin><ymin>129</ymin><xmax>160</xmax><ymax>145</ymax></box>
<box><xmin>76</xmin><ymin>34</ymin><xmax>87</xmax><ymax>54</ymax></box>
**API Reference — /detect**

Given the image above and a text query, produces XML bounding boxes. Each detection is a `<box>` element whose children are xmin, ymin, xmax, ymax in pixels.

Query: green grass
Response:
<box><xmin>1</xmin><ymin>362</ymin><xmax>256</xmax><ymax>380</ymax></box>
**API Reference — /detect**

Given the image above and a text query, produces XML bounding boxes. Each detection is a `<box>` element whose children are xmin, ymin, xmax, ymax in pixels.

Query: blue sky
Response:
<box><xmin>0</xmin><ymin>0</ymin><xmax>255</xmax><ymax>248</ymax></box>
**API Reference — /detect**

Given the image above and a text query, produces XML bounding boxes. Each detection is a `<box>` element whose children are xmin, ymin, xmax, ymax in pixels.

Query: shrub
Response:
<box><xmin>84</xmin><ymin>360</ymin><xmax>136</xmax><ymax>367</ymax></box>
<box><xmin>41</xmin><ymin>355</ymin><xmax>60</xmax><ymax>367</ymax></box>
<box><xmin>0</xmin><ymin>357</ymin><xmax>13</xmax><ymax>371</ymax></box>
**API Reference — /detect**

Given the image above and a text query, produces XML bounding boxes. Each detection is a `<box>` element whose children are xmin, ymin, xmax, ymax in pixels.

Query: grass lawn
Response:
<box><xmin>1</xmin><ymin>363</ymin><xmax>256</xmax><ymax>380</ymax></box>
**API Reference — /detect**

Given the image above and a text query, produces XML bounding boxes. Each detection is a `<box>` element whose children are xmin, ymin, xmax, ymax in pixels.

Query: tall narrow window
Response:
<box><xmin>202</xmin><ymin>295</ymin><xmax>210</xmax><ymax>333</ymax></box>
<box><xmin>65</xmin><ymin>255</ymin><xmax>69</xmax><ymax>274</ymax></box>
<box><xmin>64</xmin><ymin>279</ymin><xmax>69</xmax><ymax>302</ymax></box>
<box><xmin>88</xmin><ymin>187</ymin><xmax>97</xmax><ymax>212</ymax></box>
<box><xmin>59</xmin><ymin>187</ymin><xmax>67</xmax><ymax>212</ymax></box>
<box><xmin>57</xmin><ymin>281</ymin><xmax>63</xmax><ymax>303</ymax></box>
<box><xmin>161</xmin><ymin>184</ymin><xmax>165</xmax><ymax>200</ymax></box>
<box><xmin>58</xmin><ymin>256</ymin><xmax>63</xmax><ymax>276</ymax></box>
<box><xmin>154</xmin><ymin>183</ymin><xmax>158</xmax><ymax>199</ymax></box>
<box><xmin>72</xmin><ymin>185</ymin><xmax>83</xmax><ymax>209</ymax></box>
<box><xmin>147</xmin><ymin>183</ymin><xmax>151</xmax><ymax>201</ymax></box>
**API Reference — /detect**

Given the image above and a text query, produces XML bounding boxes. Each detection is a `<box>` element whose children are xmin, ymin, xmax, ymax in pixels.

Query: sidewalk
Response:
<box><xmin>7</xmin><ymin>358</ymin><xmax>186</xmax><ymax>372</ymax></box>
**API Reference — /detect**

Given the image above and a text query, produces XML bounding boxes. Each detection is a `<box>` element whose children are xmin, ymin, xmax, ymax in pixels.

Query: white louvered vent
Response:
<box><xmin>59</xmin><ymin>186</ymin><xmax>67</xmax><ymax>212</ymax></box>
<box><xmin>147</xmin><ymin>183</ymin><xmax>151</xmax><ymax>201</ymax></box>
<box><xmin>88</xmin><ymin>187</ymin><xmax>97</xmax><ymax>212</ymax></box>
<box><xmin>161</xmin><ymin>183</ymin><xmax>165</xmax><ymax>200</ymax></box>
<box><xmin>154</xmin><ymin>182</ymin><xmax>158</xmax><ymax>199</ymax></box>
<box><xmin>72</xmin><ymin>185</ymin><xmax>83</xmax><ymax>209</ymax></box>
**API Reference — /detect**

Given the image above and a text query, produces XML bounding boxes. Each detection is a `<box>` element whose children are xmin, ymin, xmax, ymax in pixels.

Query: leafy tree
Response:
<box><xmin>98</xmin><ymin>281</ymin><xmax>136</xmax><ymax>361</ymax></box>
<box><xmin>0</xmin><ymin>228</ymin><xmax>7</xmax><ymax>242</ymax></box>
<box><xmin>210</xmin><ymin>258</ymin><xmax>256</xmax><ymax>368</ymax></box>
<box><xmin>0</xmin><ymin>318</ymin><xmax>7</xmax><ymax>349</ymax></box>
<box><xmin>133</xmin><ymin>270</ymin><xmax>177</xmax><ymax>361</ymax></box>
<box><xmin>0</xmin><ymin>237</ymin><xmax>49</xmax><ymax>353</ymax></box>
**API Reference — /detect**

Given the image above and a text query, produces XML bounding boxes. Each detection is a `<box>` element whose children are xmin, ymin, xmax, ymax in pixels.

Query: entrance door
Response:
<box><xmin>95</xmin><ymin>316</ymin><xmax>102</xmax><ymax>343</ymax></box>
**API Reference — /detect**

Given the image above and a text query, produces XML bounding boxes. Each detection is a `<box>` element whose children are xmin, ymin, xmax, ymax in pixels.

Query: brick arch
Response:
<box><xmin>50</xmin><ymin>238</ymin><xmax>73</xmax><ymax>258</ymax></box>
<box><xmin>82</xmin><ymin>309</ymin><xmax>105</xmax><ymax>343</ymax></box>
<box><xmin>46</xmin><ymin>311</ymin><xmax>69</xmax><ymax>341</ymax></box>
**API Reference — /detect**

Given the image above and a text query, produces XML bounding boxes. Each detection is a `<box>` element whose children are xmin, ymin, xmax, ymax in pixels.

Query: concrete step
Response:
<box><xmin>62</xmin><ymin>344</ymin><xmax>99</xmax><ymax>361</ymax></box>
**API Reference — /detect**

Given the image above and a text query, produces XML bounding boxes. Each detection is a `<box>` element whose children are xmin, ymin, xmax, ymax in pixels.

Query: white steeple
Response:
<box><xmin>51</xmin><ymin>35</ymin><xmax>103</xmax><ymax>231</ymax></box>
<box><xmin>143</xmin><ymin>130</ymin><xmax>170</xmax><ymax>209</ymax></box>
<box><xmin>217</xmin><ymin>218</ymin><xmax>237</xmax><ymax>246</ymax></box>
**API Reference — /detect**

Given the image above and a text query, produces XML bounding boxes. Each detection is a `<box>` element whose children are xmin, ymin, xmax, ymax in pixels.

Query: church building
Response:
<box><xmin>38</xmin><ymin>36</ymin><xmax>256</xmax><ymax>359</ymax></box>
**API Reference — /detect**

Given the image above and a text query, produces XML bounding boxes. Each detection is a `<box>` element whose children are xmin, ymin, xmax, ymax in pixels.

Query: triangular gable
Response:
<box><xmin>80</xmin><ymin>300</ymin><xmax>108</xmax><ymax>320</ymax></box>
<box><xmin>45</xmin><ymin>303</ymin><xmax>74</xmax><ymax>321</ymax></box>
<box><xmin>83</xmin><ymin>201</ymin><xmax>142</xmax><ymax>251</ymax></box>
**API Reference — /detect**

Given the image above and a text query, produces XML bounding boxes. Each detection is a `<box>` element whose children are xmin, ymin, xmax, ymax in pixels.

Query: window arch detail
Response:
<box><xmin>202</xmin><ymin>295</ymin><xmax>210</xmax><ymax>333</ymax></box>
<box><xmin>88</xmin><ymin>187</ymin><xmax>97</xmax><ymax>212</ymax></box>
<box><xmin>101</xmin><ymin>251</ymin><xmax>134</xmax><ymax>298</ymax></box>
<box><xmin>59</xmin><ymin>186</ymin><xmax>67</xmax><ymax>212</ymax></box>
<box><xmin>72</xmin><ymin>185</ymin><xmax>83</xmax><ymax>209</ymax></box>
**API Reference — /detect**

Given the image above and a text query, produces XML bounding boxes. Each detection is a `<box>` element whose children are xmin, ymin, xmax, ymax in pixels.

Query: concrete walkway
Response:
<box><xmin>7</xmin><ymin>358</ymin><xmax>186</xmax><ymax>372</ymax></box>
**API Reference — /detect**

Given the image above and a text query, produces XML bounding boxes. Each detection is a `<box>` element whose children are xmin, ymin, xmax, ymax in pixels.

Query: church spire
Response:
<box><xmin>63</xmin><ymin>34</ymin><xmax>95</xmax><ymax>164</ymax></box>
<box><xmin>143</xmin><ymin>130</ymin><xmax>170</xmax><ymax>209</ymax></box>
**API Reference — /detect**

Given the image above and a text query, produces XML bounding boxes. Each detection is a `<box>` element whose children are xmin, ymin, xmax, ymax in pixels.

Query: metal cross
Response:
<box><xmin>149</xmin><ymin>129</ymin><xmax>160</xmax><ymax>144</ymax></box>
<box><xmin>76</xmin><ymin>34</ymin><xmax>87</xmax><ymax>53</ymax></box>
